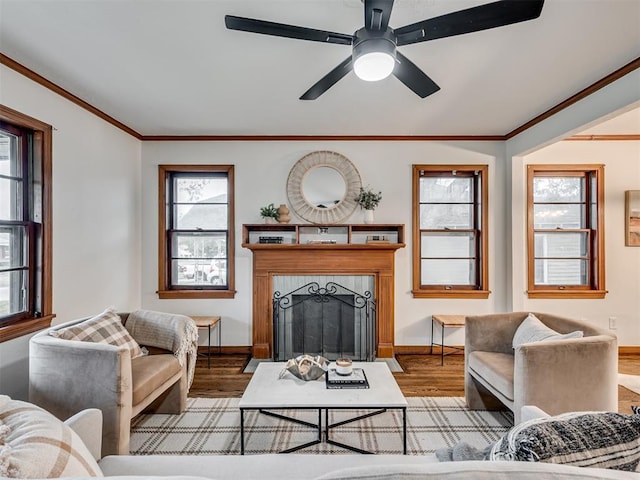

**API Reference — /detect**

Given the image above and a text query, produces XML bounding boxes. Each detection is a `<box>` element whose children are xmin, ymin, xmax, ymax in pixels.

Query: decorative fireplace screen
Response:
<box><xmin>273</xmin><ymin>281</ymin><xmax>376</xmax><ymax>362</ymax></box>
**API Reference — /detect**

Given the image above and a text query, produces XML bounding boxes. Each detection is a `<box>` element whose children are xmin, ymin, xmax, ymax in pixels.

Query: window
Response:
<box><xmin>527</xmin><ymin>164</ymin><xmax>605</xmax><ymax>298</ymax></box>
<box><xmin>158</xmin><ymin>165</ymin><xmax>235</xmax><ymax>299</ymax></box>
<box><xmin>0</xmin><ymin>106</ymin><xmax>53</xmax><ymax>342</ymax></box>
<box><xmin>412</xmin><ymin>165</ymin><xmax>489</xmax><ymax>298</ymax></box>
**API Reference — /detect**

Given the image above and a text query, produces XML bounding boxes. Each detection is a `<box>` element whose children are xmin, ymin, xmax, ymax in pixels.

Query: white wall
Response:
<box><xmin>141</xmin><ymin>140</ymin><xmax>507</xmax><ymax>349</ymax></box>
<box><xmin>1</xmin><ymin>60</ymin><xmax>638</xmax><ymax>398</ymax></box>
<box><xmin>0</xmin><ymin>66</ymin><xmax>142</xmax><ymax>399</ymax></box>
<box><xmin>511</xmin><ymin>140</ymin><xmax>640</xmax><ymax>343</ymax></box>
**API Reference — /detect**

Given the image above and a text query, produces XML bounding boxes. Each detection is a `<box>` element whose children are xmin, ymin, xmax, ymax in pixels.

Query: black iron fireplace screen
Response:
<box><xmin>273</xmin><ymin>281</ymin><xmax>376</xmax><ymax>361</ymax></box>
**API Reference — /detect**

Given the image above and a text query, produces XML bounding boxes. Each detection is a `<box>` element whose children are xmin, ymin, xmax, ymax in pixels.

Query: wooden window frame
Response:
<box><xmin>0</xmin><ymin>105</ymin><xmax>54</xmax><ymax>342</ymax></box>
<box><xmin>527</xmin><ymin>164</ymin><xmax>606</xmax><ymax>299</ymax></box>
<box><xmin>412</xmin><ymin>164</ymin><xmax>490</xmax><ymax>299</ymax></box>
<box><xmin>157</xmin><ymin>164</ymin><xmax>236</xmax><ymax>299</ymax></box>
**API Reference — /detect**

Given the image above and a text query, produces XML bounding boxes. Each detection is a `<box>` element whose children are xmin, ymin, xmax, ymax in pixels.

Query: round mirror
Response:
<box><xmin>287</xmin><ymin>151</ymin><xmax>361</xmax><ymax>224</ymax></box>
<box><xmin>302</xmin><ymin>166</ymin><xmax>346</xmax><ymax>209</ymax></box>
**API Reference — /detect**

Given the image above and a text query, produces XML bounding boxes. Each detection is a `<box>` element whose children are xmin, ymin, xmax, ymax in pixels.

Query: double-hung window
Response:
<box><xmin>0</xmin><ymin>106</ymin><xmax>53</xmax><ymax>342</ymax></box>
<box><xmin>412</xmin><ymin>165</ymin><xmax>489</xmax><ymax>298</ymax></box>
<box><xmin>527</xmin><ymin>164</ymin><xmax>605</xmax><ymax>298</ymax></box>
<box><xmin>158</xmin><ymin>165</ymin><xmax>235</xmax><ymax>299</ymax></box>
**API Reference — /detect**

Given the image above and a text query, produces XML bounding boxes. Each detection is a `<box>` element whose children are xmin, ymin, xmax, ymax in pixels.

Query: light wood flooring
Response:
<box><xmin>190</xmin><ymin>353</ymin><xmax>640</xmax><ymax>414</ymax></box>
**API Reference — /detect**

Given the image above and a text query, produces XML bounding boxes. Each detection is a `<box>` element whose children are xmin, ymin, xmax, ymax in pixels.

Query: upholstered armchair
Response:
<box><xmin>465</xmin><ymin>312</ymin><xmax>618</xmax><ymax>423</ymax></box>
<box><xmin>29</xmin><ymin>310</ymin><xmax>197</xmax><ymax>456</ymax></box>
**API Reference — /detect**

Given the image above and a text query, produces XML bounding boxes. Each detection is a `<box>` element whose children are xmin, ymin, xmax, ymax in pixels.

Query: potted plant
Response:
<box><xmin>260</xmin><ymin>203</ymin><xmax>279</xmax><ymax>223</ymax></box>
<box><xmin>355</xmin><ymin>187</ymin><xmax>382</xmax><ymax>223</ymax></box>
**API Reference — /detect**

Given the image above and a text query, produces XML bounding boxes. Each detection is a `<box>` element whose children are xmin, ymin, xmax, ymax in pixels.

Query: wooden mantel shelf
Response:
<box><xmin>243</xmin><ymin>223</ymin><xmax>405</xmax><ymax>359</ymax></box>
<box><xmin>243</xmin><ymin>243</ymin><xmax>405</xmax><ymax>250</ymax></box>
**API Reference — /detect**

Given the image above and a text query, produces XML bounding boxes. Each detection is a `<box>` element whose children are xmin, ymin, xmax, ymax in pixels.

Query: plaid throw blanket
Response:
<box><xmin>490</xmin><ymin>411</ymin><xmax>640</xmax><ymax>471</ymax></box>
<box><xmin>126</xmin><ymin>310</ymin><xmax>198</xmax><ymax>388</ymax></box>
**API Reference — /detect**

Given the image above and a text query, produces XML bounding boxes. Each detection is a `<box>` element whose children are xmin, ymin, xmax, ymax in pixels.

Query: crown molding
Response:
<box><xmin>565</xmin><ymin>134</ymin><xmax>640</xmax><ymax>141</ymax></box>
<box><xmin>0</xmin><ymin>53</ymin><xmax>142</xmax><ymax>139</ymax></box>
<box><xmin>506</xmin><ymin>56</ymin><xmax>640</xmax><ymax>140</ymax></box>
<box><xmin>2</xmin><ymin>52</ymin><xmax>638</xmax><ymax>142</ymax></box>
<box><xmin>140</xmin><ymin>134</ymin><xmax>505</xmax><ymax>141</ymax></box>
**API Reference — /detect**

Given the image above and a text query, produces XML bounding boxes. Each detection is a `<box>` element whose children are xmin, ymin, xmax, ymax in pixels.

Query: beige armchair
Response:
<box><xmin>29</xmin><ymin>311</ymin><xmax>196</xmax><ymax>457</ymax></box>
<box><xmin>465</xmin><ymin>312</ymin><xmax>618</xmax><ymax>423</ymax></box>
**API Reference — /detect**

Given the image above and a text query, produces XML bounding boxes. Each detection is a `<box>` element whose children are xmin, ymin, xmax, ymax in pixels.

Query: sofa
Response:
<box><xmin>465</xmin><ymin>312</ymin><xmax>618</xmax><ymax>423</ymax></box>
<box><xmin>29</xmin><ymin>309</ymin><xmax>197</xmax><ymax>457</ymax></box>
<box><xmin>1</xmin><ymin>395</ymin><xmax>638</xmax><ymax>480</ymax></box>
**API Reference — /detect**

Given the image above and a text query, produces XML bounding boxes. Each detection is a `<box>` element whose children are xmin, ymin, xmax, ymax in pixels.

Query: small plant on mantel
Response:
<box><xmin>260</xmin><ymin>203</ymin><xmax>279</xmax><ymax>223</ymax></box>
<box><xmin>355</xmin><ymin>186</ymin><xmax>382</xmax><ymax>210</ymax></box>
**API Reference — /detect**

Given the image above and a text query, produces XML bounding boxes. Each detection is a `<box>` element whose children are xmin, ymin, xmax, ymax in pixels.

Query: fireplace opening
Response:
<box><xmin>273</xmin><ymin>281</ymin><xmax>376</xmax><ymax>362</ymax></box>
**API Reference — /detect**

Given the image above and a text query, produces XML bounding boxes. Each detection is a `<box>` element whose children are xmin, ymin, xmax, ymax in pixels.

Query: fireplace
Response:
<box><xmin>273</xmin><ymin>280</ymin><xmax>376</xmax><ymax>361</ymax></box>
<box><xmin>243</xmin><ymin>224</ymin><xmax>404</xmax><ymax>359</ymax></box>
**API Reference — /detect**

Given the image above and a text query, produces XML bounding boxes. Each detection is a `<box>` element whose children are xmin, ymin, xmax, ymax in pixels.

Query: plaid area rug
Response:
<box><xmin>130</xmin><ymin>397</ymin><xmax>513</xmax><ymax>455</ymax></box>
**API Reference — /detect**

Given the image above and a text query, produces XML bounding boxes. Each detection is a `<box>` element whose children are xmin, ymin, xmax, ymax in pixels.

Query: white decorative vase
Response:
<box><xmin>363</xmin><ymin>209</ymin><xmax>375</xmax><ymax>224</ymax></box>
<box><xmin>264</xmin><ymin>217</ymin><xmax>276</xmax><ymax>224</ymax></box>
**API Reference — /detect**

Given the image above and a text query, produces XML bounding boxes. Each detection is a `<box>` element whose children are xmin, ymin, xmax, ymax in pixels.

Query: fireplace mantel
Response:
<box><xmin>243</xmin><ymin>224</ymin><xmax>405</xmax><ymax>359</ymax></box>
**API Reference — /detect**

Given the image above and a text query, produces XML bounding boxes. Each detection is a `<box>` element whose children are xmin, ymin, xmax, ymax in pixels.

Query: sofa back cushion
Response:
<box><xmin>0</xmin><ymin>395</ymin><xmax>103</xmax><ymax>478</ymax></box>
<box><xmin>50</xmin><ymin>307</ymin><xmax>143</xmax><ymax>359</ymax></box>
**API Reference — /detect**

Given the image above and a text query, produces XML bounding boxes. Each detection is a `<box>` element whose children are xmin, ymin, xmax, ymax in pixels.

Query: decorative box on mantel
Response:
<box><xmin>242</xmin><ymin>224</ymin><xmax>405</xmax><ymax>359</ymax></box>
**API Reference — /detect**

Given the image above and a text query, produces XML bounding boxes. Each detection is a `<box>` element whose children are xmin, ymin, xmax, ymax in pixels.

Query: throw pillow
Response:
<box><xmin>0</xmin><ymin>395</ymin><xmax>103</xmax><ymax>478</ymax></box>
<box><xmin>50</xmin><ymin>307</ymin><xmax>143</xmax><ymax>359</ymax></box>
<box><xmin>512</xmin><ymin>313</ymin><xmax>583</xmax><ymax>349</ymax></box>
<box><xmin>490</xmin><ymin>411</ymin><xmax>640</xmax><ymax>471</ymax></box>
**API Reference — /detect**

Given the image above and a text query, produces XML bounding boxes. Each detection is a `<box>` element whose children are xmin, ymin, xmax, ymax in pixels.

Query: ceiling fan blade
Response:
<box><xmin>364</xmin><ymin>0</ymin><xmax>394</xmax><ymax>31</ymax></box>
<box><xmin>300</xmin><ymin>57</ymin><xmax>353</xmax><ymax>100</ymax></box>
<box><xmin>395</xmin><ymin>0</ymin><xmax>544</xmax><ymax>46</ymax></box>
<box><xmin>393</xmin><ymin>52</ymin><xmax>440</xmax><ymax>98</ymax></box>
<box><xmin>225</xmin><ymin>15</ymin><xmax>353</xmax><ymax>45</ymax></box>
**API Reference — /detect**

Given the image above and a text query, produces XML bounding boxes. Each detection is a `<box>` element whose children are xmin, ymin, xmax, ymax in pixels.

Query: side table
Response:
<box><xmin>191</xmin><ymin>316</ymin><xmax>221</xmax><ymax>368</ymax></box>
<box><xmin>431</xmin><ymin>314</ymin><xmax>465</xmax><ymax>366</ymax></box>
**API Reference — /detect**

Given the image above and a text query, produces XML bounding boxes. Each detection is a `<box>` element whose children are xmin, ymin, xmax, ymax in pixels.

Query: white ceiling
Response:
<box><xmin>0</xmin><ymin>0</ymin><xmax>639</xmax><ymax>137</ymax></box>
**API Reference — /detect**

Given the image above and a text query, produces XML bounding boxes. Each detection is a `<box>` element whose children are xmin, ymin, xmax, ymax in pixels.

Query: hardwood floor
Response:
<box><xmin>190</xmin><ymin>353</ymin><xmax>640</xmax><ymax>414</ymax></box>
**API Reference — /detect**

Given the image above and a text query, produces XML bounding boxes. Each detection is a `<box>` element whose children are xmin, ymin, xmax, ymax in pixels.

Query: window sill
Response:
<box><xmin>157</xmin><ymin>290</ymin><xmax>236</xmax><ymax>299</ymax></box>
<box><xmin>411</xmin><ymin>289</ymin><xmax>491</xmax><ymax>299</ymax></box>
<box><xmin>527</xmin><ymin>289</ymin><xmax>608</xmax><ymax>299</ymax></box>
<box><xmin>0</xmin><ymin>314</ymin><xmax>55</xmax><ymax>343</ymax></box>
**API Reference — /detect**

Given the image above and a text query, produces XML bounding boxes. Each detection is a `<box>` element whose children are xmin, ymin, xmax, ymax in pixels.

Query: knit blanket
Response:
<box><xmin>126</xmin><ymin>310</ymin><xmax>198</xmax><ymax>388</ymax></box>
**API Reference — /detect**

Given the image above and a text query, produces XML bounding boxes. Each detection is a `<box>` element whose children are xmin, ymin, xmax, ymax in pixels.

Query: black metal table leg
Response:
<box><xmin>259</xmin><ymin>409</ymin><xmax>323</xmax><ymax>453</ymax></box>
<box><xmin>431</xmin><ymin>317</ymin><xmax>434</xmax><ymax>355</ymax></box>
<box><xmin>240</xmin><ymin>408</ymin><xmax>245</xmax><ymax>455</ymax></box>
<box><xmin>402</xmin><ymin>407</ymin><xmax>407</xmax><ymax>454</ymax></box>
<box><xmin>441</xmin><ymin>322</ymin><xmax>445</xmax><ymax>366</ymax></box>
<box><xmin>207</xmin><ymin>324</ymin><xmax>211</xmax><ymax>368</ymax></box>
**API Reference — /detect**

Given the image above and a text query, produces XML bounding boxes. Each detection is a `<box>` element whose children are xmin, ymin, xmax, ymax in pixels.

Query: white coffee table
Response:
<box><xmin>238</xmin><ymin>361</ymin><xmax>408</xmax><ymax>454</ymax></box>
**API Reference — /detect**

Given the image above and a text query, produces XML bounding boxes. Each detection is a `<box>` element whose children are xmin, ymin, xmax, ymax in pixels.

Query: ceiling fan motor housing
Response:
<box><xmin>353</xmin><ymin>26</ymin><xmax>397</xmax><ymax>58</ymax></box>
<box><xmin>352</xmin><ymin>27</ymin><xmax>397</xmax><ymax>81</ymax></box>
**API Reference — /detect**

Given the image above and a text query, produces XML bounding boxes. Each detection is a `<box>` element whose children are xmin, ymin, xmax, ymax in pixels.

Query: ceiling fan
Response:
<box><xmin>225</xmin><ymin>0</ymin><xmax>544</xmax><ymax>100</ymax></box>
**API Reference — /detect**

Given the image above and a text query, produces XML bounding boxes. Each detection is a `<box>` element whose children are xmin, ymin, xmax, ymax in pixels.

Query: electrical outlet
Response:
<box><xmin>609</xmin><ymin>316</ymin><xmax>617</xmax><ymax>330</ymax></box>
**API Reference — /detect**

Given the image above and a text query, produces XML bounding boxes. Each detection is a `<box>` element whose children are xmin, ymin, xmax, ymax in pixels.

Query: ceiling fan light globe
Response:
<box><xmin>354</xmin><ymin>52</ymin><xmax>395</xmax><ymax>82</ymax></box>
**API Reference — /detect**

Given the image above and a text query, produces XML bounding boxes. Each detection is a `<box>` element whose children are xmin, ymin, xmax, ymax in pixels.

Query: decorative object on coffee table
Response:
<box><xmin>335</xmin><ymin>357</ymin><xmax>352</xmax><ymax>375</ymax></box>
<box><xmin>279</xmin><ymin>354</ymin><xmax>328</xmax><ymax>381</ymax></box>
<box><xmin>326</xmin><ymin>367</ymin><xmax>369</xmax><ymax>389</ymax></box>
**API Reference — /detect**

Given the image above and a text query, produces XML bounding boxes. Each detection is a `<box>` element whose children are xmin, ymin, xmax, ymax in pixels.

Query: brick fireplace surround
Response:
<box><xmin>244</xmin><ymin>243</ymin><xmax>404</xmax><ymax>359</ymax></box>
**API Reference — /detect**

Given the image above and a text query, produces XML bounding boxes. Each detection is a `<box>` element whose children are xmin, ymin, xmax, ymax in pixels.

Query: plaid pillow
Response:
<box><xmin>50</xmin><ymin>308</ymin><xmax>143</xmax><ymax>359</ymax></box>
<box><xmin>0</xmin><ymin>395</ymin><xmax>103</xmax><ymax>478</ymax></box>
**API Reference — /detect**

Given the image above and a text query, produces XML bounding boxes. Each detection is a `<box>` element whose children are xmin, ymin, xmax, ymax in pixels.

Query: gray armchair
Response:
<box><xmin>29</xmin><ymin>311</ymin><xmax>196</xmax><ymax>456</ymax></box>
<box><xmin>465</xmin><ymin>312</ymin><xmax>618</xmax><ymax>423</ymax></box>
